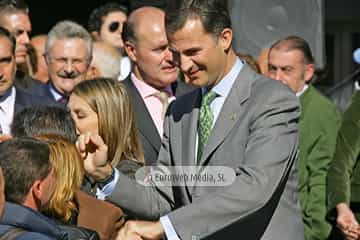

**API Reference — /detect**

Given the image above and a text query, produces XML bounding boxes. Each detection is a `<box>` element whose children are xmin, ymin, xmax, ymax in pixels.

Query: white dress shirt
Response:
<box><xmin>0</xmin><ymin>87</ymin><xmax>16</xmax><ymax>135</ymax></box>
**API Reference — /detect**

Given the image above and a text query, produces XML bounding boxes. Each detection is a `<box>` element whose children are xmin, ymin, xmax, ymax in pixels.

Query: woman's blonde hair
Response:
<box><xmin>72</xmin><ymin>77</ymin><xmax>144</xmax><ymax>166</ymax></box>
<box><xmin>36</xmin><ymin>134</ymin><xmax>84</xmax><ymax>222</ymax></box>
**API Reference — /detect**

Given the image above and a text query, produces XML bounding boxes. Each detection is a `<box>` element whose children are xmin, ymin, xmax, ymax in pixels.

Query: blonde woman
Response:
<box><xmin>36</xmin><ymin>134</ymin><xmax>84</xmax><ymax>223</ymax></box>
<box><xmin>36</xmin><ymin>134</ymin><xmax>124</xmax><ymax>240</ymax></box>
<box><xmin>68</xmin><ymin>77</ymin><xmax>144</xmax><ymax>180</ymax></box>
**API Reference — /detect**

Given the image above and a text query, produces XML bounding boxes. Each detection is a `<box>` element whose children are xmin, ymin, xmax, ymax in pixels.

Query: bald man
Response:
<box><xmin>30</xmin><ymin>35</ymin><xmax>49</xmax><ymax>83</ymax></box>
<box><xmin>121</xmin><ymin>6</ymin><xmax>193</xmax><ymax>165</ymax></box>
<box><xmin>86</xmin><ymin>41</ymin><xmax>122</xmax><ymax>80</ymax></box>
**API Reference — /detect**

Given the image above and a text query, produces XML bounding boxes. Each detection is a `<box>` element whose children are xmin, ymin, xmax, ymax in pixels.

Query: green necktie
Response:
<box><xmin>198</xmin><ymin>90</ymin><xmax>217</xmax><ymax>161</ymax></box>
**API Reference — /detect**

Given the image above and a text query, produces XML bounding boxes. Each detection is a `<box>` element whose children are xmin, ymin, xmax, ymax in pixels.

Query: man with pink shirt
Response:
<box><xmin>122</xmin><ymin>6</ymin><xmax>193</xmax><ymax>165</ymax></box>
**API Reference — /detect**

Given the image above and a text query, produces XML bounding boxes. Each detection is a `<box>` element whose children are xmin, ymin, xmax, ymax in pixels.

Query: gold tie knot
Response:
<box><xmin>155</xmin><ymin>91</ymin><xmax>169</xmax><ymax>119</ymax></box>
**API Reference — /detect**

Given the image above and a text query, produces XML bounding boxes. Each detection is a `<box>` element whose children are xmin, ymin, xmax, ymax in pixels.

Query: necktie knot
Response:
<box><xmin>57</xmin><ymin>96</ymin><xmax>68</xmax><ymax>104</ymax></box>
<box><xmin>201</xmin><ymin>90</ymin><xmax>217</xmax><ymax>107</ymax></box>
<box><xmin>155</xmin><ymin>91</ymin><xmax>169</xmax><ymax>119</ymax></box>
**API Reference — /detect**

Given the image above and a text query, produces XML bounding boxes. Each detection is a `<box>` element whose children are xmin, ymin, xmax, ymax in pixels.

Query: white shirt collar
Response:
<box><xmin>296</xmin><ymin>84</ymin><xmax>309</xmax><ymax>97</ymax></box>
<box><xmin>355</xmin><ymin>80</ymin><xmax>360</xmax><ymax>91</ymax></box>
<box><xmin>49</xmin><ymin>83</ymin><xmax>63</xmax><ymax>101</ymax></box>
<box><xmin>0</xmin><ymin>87</ymin><xmax>16</xmax><ymax>134</ymax></box>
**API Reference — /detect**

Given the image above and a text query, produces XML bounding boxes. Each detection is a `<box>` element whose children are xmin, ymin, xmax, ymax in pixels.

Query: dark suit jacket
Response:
<box><xmin>25</xmin><ymin>81</ymin><xmax>66</xmax><ymax>108</ymax></box>
<box><xmin>14</xmin><ymin>87</ymin><xmax>49</xmax><ymax>114</ymax></box>
<box><xmin>122</xmin><ymin>76</ymin><xmax>194</xmax><ymax>165</ymax></box>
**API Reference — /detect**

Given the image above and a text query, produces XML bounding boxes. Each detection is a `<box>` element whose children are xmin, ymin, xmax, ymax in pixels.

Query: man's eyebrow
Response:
<box><xmin>183</xmin><ymin>47</ymin><xmax>201</xmax><ymax>55</ymax></box>
<box><xmin>0</xmin><ymin>56</ymin><xmax>12</xmax><ymax>62</ymax></box>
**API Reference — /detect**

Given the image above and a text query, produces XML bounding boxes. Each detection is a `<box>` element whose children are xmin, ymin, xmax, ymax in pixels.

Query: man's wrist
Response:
<box><xmin>97</xmin><ymin>166</ymin><xmax>115</xmax><ymax>189</ymax></box>
<box><xmin>337</xmin><ymin>202</ymin><xmax>350</xmax><ymax>212</ymax></box>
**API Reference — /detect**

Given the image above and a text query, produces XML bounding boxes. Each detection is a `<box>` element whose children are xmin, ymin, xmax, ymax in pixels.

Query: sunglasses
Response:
<box><xmin>108</xmin><ymin>21</ymin><xmax>121</xmax><ymax>33</ymax></box>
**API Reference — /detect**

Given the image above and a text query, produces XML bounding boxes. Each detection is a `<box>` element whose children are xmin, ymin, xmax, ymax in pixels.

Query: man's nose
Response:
<box><xmin>64</xmin><ymin>60</ymin><xmax>75</xmax><ymax>73</ymax></box>
<box><xmin>19</xmin><ymin>32</ymin><xmax>30</xmax><ymax>45</ymax></box>
<box><xmin>180</xmin><ymin>55</ymin><xmax>192</xmax><ymax>73</ymax></box>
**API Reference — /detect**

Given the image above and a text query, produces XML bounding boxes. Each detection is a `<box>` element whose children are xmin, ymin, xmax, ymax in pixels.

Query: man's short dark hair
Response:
<box><xmin>11</xmin><ymin>106</ymin><xmax>77</xmax><ymax>143</ymax></box>
<box><xmin>165</xmin><ymin>0</ymin><xmax>231</xmax><ymax>38</ymax></box>
<box><xmin>0</xmin><ymin>137</ymin><xmax>51</xmax><ymax>204</ymax></box>
<box><xmin>0</xmin><ymin>0</ymin><xmax>28</xmax><ymax>26</ymax></box>
<box><xmin>0</xmin><ymin>0</ymin><xmax>28</xmax><ymax>13</ymax></box>
<box><xmin>88</xmin><ymin>2</ymin><xmax>128</xmax><ymax>33</ymax></box>
<box><xmin>0</xmin><ymin>26</ymin><xmax>15</xmax><ymax>54</ymax></box>
<box><xmin>121</xmin><ymin>17</ymin><xmax>135</xmax><ymax>43</ymax></box>
<box><xmin>269</xmin><ymin>36</ymin><xmax>315</xmax><ymax>64</ymax></box>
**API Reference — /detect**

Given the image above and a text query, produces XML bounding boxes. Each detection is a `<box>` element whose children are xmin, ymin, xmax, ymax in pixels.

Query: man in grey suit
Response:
<box><xmin>78</xmin><ymin>0</ymin><xmax>304</xmax><ymax>239</ymax></box>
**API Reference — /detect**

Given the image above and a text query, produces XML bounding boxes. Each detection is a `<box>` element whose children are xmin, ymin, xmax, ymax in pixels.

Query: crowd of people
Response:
<box><xmin>0</xmin><ymin>0</ymin><xmax>358</xmax><ymax>239</ymax></box>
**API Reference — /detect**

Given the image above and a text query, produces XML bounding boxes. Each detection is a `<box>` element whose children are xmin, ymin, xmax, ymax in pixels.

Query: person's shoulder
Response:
<box><xmin>170</xmin><ymin>87</ymin><xmax>200</xmax><ymax>109</ymax></box>
<box><xmin>343</xmin><ymin>90</ymin><xmax>360</xmax><ymax>121</ymax></box>
<box><xmin>0</xmin><ymin>225</ymin><xmax>56</xmax><ymax>240</ymax></box>
<box><xmin>306</xmin><ymin>85</ymin><xmax>341</xmax><ymax>118</ymax></box>
<box><xmin>15</xmin><ymin>87</ymin><xmax>44</xmax><ymax>105</ymax></box>
<box><xmin>250</xmin><ymin>72</ymin><xmax>298</xmax><ymax>106</ymax></box>
<box><xmin>16</xmin><ymin>231</ymin><xmax>56</xmax><ymax>240</ymax></box>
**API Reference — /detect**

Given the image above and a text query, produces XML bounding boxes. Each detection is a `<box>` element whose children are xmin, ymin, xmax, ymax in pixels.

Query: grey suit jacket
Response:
<box><xmin>109</xmin><ymin>65</ymin><xmax>304</xmax><ymax>240</ymax></box>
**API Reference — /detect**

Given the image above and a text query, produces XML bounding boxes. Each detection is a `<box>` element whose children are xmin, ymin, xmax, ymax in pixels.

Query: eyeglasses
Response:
<box><xmin>108</xmin><ymin>21</ymin><xmax>121</xmax><ymax>33</ymax></box>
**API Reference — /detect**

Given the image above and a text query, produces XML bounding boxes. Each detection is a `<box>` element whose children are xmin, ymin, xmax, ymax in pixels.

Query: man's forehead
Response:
<box><xmin>0</xmin><ymin>37</ymin><xmax>13</xmax><ymax>52</ymax></box>
<box><xmin>5</xmin><ymin>12</ymin><xmax>31</xmax><ymax>29</ymax></box>
<box><xmin>50</xmin><ymin>38</ymin><xmax>89</xmax><ymax>57</ymax></box>
<box><xmin>270</xmin><ymin>48</ymin><xmax>306</xmax><ymax>62</ymax></box>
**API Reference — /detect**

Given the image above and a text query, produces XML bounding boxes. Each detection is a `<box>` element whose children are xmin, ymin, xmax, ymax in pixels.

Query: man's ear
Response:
<box><xmin>31</xmin><ymin>179</ymin><xmax>42</xmax><ymax>202</ymax></box>
<box><xmin>304</xmin><ymin>63</ymin><xmax>315</xmax><ymax>83</ymax></box>
<box><xmin>219</xmin><ymin>28</ymin><xmax>233</xmax><ymax>52</ymax></box>
<box><xmin>124</xmin><ymin>41</ymin><xmax>137</xmax><ymax>62</ymax></box>
<box><xmin>86</xmin><ymin>65</ymin><xmax>100</xmax><ymax>79</ymax></box>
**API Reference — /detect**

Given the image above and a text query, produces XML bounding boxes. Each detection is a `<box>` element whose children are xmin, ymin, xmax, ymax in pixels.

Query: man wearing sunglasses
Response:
<box><xmin>88</xmin><ymin>2</ymin><xmax>130</xmax><ymax>81</ymax></box>
<box><xmin>88</xmin><ymin>2</ymin><xmax>128</xmax><ymax>52</ymax></box>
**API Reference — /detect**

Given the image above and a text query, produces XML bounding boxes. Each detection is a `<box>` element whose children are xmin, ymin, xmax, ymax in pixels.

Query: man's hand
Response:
<box><xmin>0</xmin><ymin>134</ymin><xmax>12</xmax><ymax>143</ymax></box>
<box><xmin>76</xmin><ymin>132</ymin><xmax>112</xmax><ymax>181</ymax></box>
<box><xmin>116</xmin><ymin>220</ymin><xmax>164</xmax><ymax>240</ymax></box>
<box><xmin>336</xmin><ymin>203</ymin><xmax>360</xmax><ymax>240</ymax></box>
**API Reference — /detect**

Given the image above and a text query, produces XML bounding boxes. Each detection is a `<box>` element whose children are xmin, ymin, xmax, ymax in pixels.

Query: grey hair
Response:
<box><xmin>91</xmin><ymin>42</ymin><xmax>122</xmax><ymax>79</ymax></box>
<box><xmin>45</xmin><ymin>20</ymin><xmax>93</xmax><ymax>63</ymax></box>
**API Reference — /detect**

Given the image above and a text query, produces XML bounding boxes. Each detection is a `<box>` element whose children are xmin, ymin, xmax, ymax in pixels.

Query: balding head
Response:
<box><xmin>122</xmin><ymin>6</ymin><xmax>178</xmax><ymax>89</ymax></box>
<box><xmin>125</xmin><ymin>6</ymin><xmax>165</xmax><ymax>43</ymax></box>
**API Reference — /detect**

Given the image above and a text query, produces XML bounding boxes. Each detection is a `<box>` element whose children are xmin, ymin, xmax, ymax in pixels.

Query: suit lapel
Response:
<box><xmin>123</xmin><ymin>78</ymin><xmax>161</xmax><ymax>151</ymax></box>
<box><xmin>198</xmin><ymin>65</ymin><xmax>254</xmax><ymax>166</ymax></box>
<box><xmin>172</xmin><ymin>80</ymin><xmax>196</xmax><ymax>98</ymax></box>
<box><xmin>181</xmin><ymin>88</ymin><xmax>202</xmax><ymax>167</ymax></box>
<box><xmin>14</xmin><ymin>88</ymin><xmax>27</xmax><ymax>114</ymax></box>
